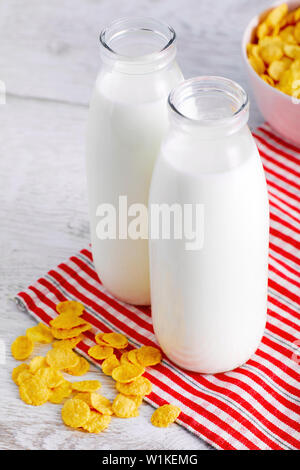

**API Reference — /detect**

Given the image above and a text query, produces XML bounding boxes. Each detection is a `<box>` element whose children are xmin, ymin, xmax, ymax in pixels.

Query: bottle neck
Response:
<box><xmin>99</xmin><ymin>17</ymin><xmax>177</xmax><ymax>74</ymax></box>
<box><xmin>168</xmin><ymin>76</ymin><xmax>249</xmax><ymax>139</ymax></box>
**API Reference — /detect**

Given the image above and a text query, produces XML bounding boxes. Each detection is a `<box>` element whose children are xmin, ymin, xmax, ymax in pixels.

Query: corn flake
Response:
<box><xmin>127</xmin><ymin>349</ymin><xmax>141</xmax><ymax>366</ymax></box>
<box><xmin>294</xmin><ymin>22</ymin><xmax>300</xmax><ymax>42</ymax></box>
<box><xmin>12</xmin><ymin>363</ymin><xmax>29</xmax><ymax>385</ymax></box>
<box><xmin>26</xmin><ymin>323</ymin><xmax>53</xmax><ymax>344</ymax></box>
<box><xmin>56</xmin><ymin>300</ymin><xmax>84</xmax><ymax>316</ymax></box>
<box><xmin>94</xmin><ymin>333</ymin><xmax>108</xmax><ymax>346</ymax></box>
<box><xmin>248</xmin><ymin>55</ymin><xmax>265</xmax><ymax>75</ymax></box>
<box><xmin>51</xmin><ymin>323</ymin><xmax>91</xmax><ymax>339</ymax></box>
<box><xmin>266</xmin><ymin>3</ymin><xmax>288</xmax><ymax>28</ymax></box>
<box><xmin>284</xmin><ymin>44</ymin><xmax>300</xmax><ymax>60</ymax></box>
<box><xmin>259</xmin><ymin>42</ymin><xmax>283</xmax><ymax>65</ymax></box>
<box><xmin>90</xmin><ymin>393</ymin><xmax>113</xmax><ymax>415</ymax></box>
<box><xmin>75</xmin><ymin>392</ymin><xmax>112</xmax><ymax>415</ymax></box>
<box><xmin>112</xmin><ymin>364</ymin><xmax>145</xmax><ymax>383</ymax></box>
<box><xmin>11</xmin><ymin>335</ymin><xmax>34</xmax><ymax>360</ymax></box>
<box><xmin>268</xmin><ymin>59</ymin><xmax>290</xmax><ymax>81</ymax></box>
<box><xmin>151</xmin><ymin>404</ymin><xmax>181</xmax><ymax>428</ymax></box>
<box><xmin>116</xmin><ymin>376</ymin><xmax>152</xmax><ymax>397</ymax></box>
<box><xmin>65</xmin><ymin>356</ymin><xmax>90</xmax><ymax>376</ymax></box>
<box><xmin>101</xmin><ymin>332</ymin><xmax>128</xmax><ymax>349</ymax></box>
<box><xmin>126</xmin><ymin>395</ymin><xmax>143</xmax><ymax>408</ymax></box>
<box><xmin>16</xmin><ymin>369</ymin><xmax>34</xmax><ymax>386</ymax></box>
<box><xmin>49</xmin><ymin>381</ymin><xmax>72</xmax><ymax>404</ymax></box>
<box><xmin>50</xmin><ymin>313</ymin><xmax>87</xmax><ymax>330</ymax></box>
<box><xmin>88</xmin><ymin>345</ymin><xmax>114</xmax><ymax>360</ymax></box>
<box><xmin>46</xmin><ymin>347</ymin><xmax>79</xmax><ymax>370</ymax></box>
<box><xmin>53</xmin><ymin>335</ymin><xmax>84</xmax><ymax>349</ymax></box>
<box><xmin>120</xmin><ymin>351</ymin><xmax>132</xmax><ymax>365</ymax></box>
<box><xmin>112</xmin><ymin>394</ymin><xmax>138</xmax><ymax>418</ymax></box>
<box><xmin>82</xmin><ymin>411</ymin><xmax>111</xmax><ymax>433</ymax></box>
<box><xmin>61</xmin><ymin>398</ymin><xmax>91</xmax><ymax>428</ymax></box>
<box><xmin>19</xmin><ymin>376</ymin><xmax>50</xmax><ymax>406</ymax></box>
<box><xmin>35</xmin><ymin>366</ymin><xmax>65</xmax><ymax>388</ymax></box>
<box><xmin>136</xmin><ymin>346</ymin><xmax>162</xmax><ymax>367</ymax></box>
<box><xmin>101</xmin><ymin>354</ymin><xmax>120</xmax><ymax>376</ymax></box>
<box><xmin>257</xmin><ymin>21</ymin><xmax>271</xmax><ymax>39</ymax></box>
<box><xmin>29</xmin><ymin>356</ymin><xmax>47</xmax><ymax>373</ymax></box>
<box><xmin>72</xmin><ymin>380</ymin><xmax>101</xmax><ymax>392</ymax></box>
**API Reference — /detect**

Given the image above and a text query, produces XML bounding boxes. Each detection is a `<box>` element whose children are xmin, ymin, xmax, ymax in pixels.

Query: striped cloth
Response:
<box><xmin>16</xmin><ymin>123</ymin><xmax>299</xmax><ymax>450</ymax></box>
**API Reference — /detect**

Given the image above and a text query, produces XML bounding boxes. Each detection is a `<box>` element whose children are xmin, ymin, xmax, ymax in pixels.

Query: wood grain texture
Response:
<box><xmin>0</xmin><ymin>0</ymin><xmax>272</xmax><ymax>450</ymax></box>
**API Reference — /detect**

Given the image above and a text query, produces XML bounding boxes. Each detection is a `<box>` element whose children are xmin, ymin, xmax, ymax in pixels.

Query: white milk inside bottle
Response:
<box><xmin>86</xmin><ymin>18</ymin><xmax>183</xmax><ymax>305</ymax></box>
<box><xmin>149</xmin><ymin>77</ymin><xmax>269</xmax><ymax>373</ymax></box>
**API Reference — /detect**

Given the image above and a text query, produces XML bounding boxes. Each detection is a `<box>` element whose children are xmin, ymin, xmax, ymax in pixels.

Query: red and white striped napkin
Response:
<box><xmin>16</xmin><ymin>123</ymin><xmax>300</xmax><ymax>450</ymax></box>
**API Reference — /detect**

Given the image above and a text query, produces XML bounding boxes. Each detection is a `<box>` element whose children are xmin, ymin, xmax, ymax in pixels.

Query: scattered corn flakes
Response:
<box><xmin>56</xmin><ymin>300</ymin><xmax>85</xmax><ymax>316</ymax></box>
<box><xmin>61</xmin><ymin>398</ymin><xmax>91</xmax><ymax>428</ymax></box>
<box><xmin>151</xmin><ymin>404</ymin><xmax>181</xmax><ymax>428</ymax></box>
<box><xmin>88</xmin><ymin>345</ymin><xmax>114</xmax><ymax>360</ymax></box>
<box><xmin>72</xmin><ymin>380</ymin><xmax>101</xmax><ymax>392</ymax></box>
<box><xmin>137</xmin><ymin>346</ymin><xmax>162</xmax><ymax>367</ymax></box>
<box><xmin>11</xmin><ymin>335</ymin><xmax>34</xmax><ymax>360</ymax></box>
<box><xmin>112</xmin><ymin>394</ymin><xmax>138</xmax><ymax>418</ymax></box>
<box><xmin>26</xmin><ymin>323</ymin><xmax>53</xmax><ymax>343</ymax></box>
<box><xmin>112</xmin><ymin>364</ymin><xmax>145</xmax><ymax>383</ymax></box>
<box><xmin>82</xmin><ymin>411</ymin><xmax>111</xmax><ymax>433</ymax></box>
<box><xmin>116</xmin><ymin>376</ymin><xmax>152</xmax><ymax>397</ymax></box>
<box><xmin>65</xmin><ymin>356</ymin><xmax>90</xmax><ymax>376</ymax></box>
<box><xmin>11</xmin><ymin>302</ymin><xmax>173</xmax><ymax>433</ymax></box>
<box><xmin>19</xmin><ymin>377</ymin><xmax>50</xmax><ymax>406</ymax></box>
<box><xmin>46</xmin><ymin>347</ymin><xmax>79</xmax><ymax>370</ymax></box>
<box><xmin>101</xmin><ymin>354</ymin><xmax>120</xmax><ymax>376</ymax></box>
<box><xmin>101</xmin><ymin>332</ymin><xmax>128</xmax><ymax>349</ymax></box>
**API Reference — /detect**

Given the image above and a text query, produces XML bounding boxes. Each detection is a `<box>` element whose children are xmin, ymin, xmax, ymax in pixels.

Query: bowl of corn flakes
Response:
<box><xmin>242</xmin><ymin>1</ymin><xmax>300</xmax><ymax>145</ymax></box>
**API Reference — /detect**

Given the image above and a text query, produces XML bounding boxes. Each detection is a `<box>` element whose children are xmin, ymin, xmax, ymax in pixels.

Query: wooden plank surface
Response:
<box><xmin>0</xmin><ymin>0</ymin><xmax>271</xmax><ymax>450</ymax></box>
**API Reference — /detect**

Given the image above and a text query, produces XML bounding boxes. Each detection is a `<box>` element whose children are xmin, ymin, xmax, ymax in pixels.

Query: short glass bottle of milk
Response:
<box><xmin>86</xmin><ymin>18</ymin><xmax>183</xmax><ymax>305</ymax></box>
<box><xmin>149</xmin><ymin>76</ymin><xmax>269</xmax><ymax>373</ymax></box>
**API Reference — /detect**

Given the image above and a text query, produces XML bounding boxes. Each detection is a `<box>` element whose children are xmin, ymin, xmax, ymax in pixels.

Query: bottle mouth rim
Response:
<box><xmin>99</xmin><ymin>17</ymin><xmax>176</xmax><ymax>62</ymax></box>
<box><xmin>168</xmin><ymin>76</ymin><xmax>249</xmax><ymax>128</ymax></box>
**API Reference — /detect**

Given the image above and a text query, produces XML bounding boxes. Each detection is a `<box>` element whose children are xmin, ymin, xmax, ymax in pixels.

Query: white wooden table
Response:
<box><xmin>0</xmin><ymin>0</ymin><xmax>272</xmax><ymax>451</ymax></box>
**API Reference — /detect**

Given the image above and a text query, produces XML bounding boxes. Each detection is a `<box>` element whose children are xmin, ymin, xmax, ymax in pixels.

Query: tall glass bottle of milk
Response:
<box><xmin>149</xmin><ymin>77</ymin><xmax>269</xmax><ymax>373</ymax></box>
<box><xmin>86</xmin><ymin>18</ymin><xmax>183</xmax><ymax>305</ymax></box>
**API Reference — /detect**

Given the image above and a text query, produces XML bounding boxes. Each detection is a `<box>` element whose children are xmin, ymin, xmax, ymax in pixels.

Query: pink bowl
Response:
<box><xmin>242</xmin><ymin>0</ymin><xmax>300</xmax><ymax>146</ymax></box>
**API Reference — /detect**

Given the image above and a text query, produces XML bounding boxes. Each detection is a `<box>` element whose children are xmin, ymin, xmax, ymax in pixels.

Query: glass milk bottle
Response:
<box><xmin>149</xmin><ymin>77</ymin><xmax>269</xmax><ymax>373</ymax></box>
<box><xmin>86</xmin><ymin>18</ymin><xmax>183</xmax><ymax>305</ymax></box>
